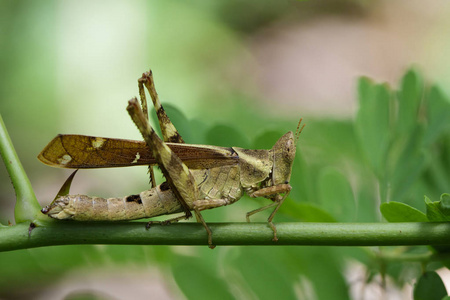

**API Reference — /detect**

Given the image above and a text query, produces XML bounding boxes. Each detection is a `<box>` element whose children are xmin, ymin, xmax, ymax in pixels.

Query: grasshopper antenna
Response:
<box><xmin>295</xmin><ymin>118</ymin><xmax>305</xmax><ymax>145</ymax></box>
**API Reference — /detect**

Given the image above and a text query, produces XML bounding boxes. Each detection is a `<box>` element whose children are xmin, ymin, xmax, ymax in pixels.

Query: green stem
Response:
<box><xmin>0</xmin><ymin>114</ymin><xmax>41</xmax><ymax>223</ymax></box>
<box><xmin>2</xmin><ymin>222</ymin><xmax>450</xmax><ymax>252</ymax></box>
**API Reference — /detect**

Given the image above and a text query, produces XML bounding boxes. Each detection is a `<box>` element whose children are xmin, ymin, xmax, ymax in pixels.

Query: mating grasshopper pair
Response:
<box><xmin>39</xmin><ymin>70</ymin><xmax>304</xmax><ymax>248</ymax></box>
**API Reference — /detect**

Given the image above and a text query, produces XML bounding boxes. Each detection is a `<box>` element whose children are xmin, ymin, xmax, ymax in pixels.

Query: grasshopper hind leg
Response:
<box><xmin>145</xmin><ymin>207</ymin><xmax>216</xmax><ymax>249</ymax></box>
<box><xmin>132</xmin><ymin>71</ymin><xmax>215</xmax><ymax>248</ymax></box>
<box><xmin>138</xmin><ymin>70</ymin><xmax>184</xmax><ymax>188</ymax></box>
<box><xmin>127</xmin><ymin>98</ymin><xmax>196</xmax><ymax>218</ymax></box>
<box><xmin>138</xmin><ymin>70</ymin><xmax>184</xmax><ymax>144</ymax></box>
<box><xmin>192</xmin><ymin>198</ymin><xmax>234</xmax><ymax>249</ymax></box>
<box><xmin>193</xmin><ymin>209</ymin><xmax>215</xmax><ymax>249</ymax></box>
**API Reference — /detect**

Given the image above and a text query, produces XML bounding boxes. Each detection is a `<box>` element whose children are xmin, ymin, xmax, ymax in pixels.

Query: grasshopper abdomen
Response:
<box><xmin>42</xmin><ymin>184</ymin><xmax>183</xmax><ymax>221</ymax></box>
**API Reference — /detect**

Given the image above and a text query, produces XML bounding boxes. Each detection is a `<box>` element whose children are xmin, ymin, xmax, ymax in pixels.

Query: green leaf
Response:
<box><xmin>280</xmin><ymin>201</ymin><xmax>337</xmax><ymax>222</ymax></box>
<box><xmin>424</xmin><ymin>86</ymin><xmax>450</xmax><ymax>145</ymax></box>
<box><xmin>390</xmin><ymin>137</ymin><xmax>426</xmax><ymax>202</ymax></box>
<box><xmin>397</xmin><ymin>69</ymin><xmax>422</xmax><ymax>135</ymax></box>
<box><xmin>439</xmin><ymin>194</ymin><xmax>450</xmax><ymax>214</ymax></box>
<box><xmin>413</xmin><ymin>271</ymin><xmax>448</xmax><ymax>300</ymax></box>
<box><xmin>380</xmin><ymin>202</ymin><xmax>428</xmax><ymax>222</ymax></box>
<box><xmin>318</xmin><ymin>168</ymin><xmax>355</xmax><ymax>222</ymax></box>
<box><xmin>231</xmin><ymin>248</ymin><xmax>298</xmax><ymax>300</ymax></box>
<box><xmin>355</xmin><ymin>185</ymin><xmax>379</xmax><ymax>222</ymax></box>
<box><xmin>187</xmin><ymin>118</ymin><xmax>209</xmax><ymax>144</ymax></box>
<box><xmin>284</xmin><ymin>247</ymin><xmax>350</xmax><ymax>300</ymax></box>
<box><xmin>425</xmin><ymin>196</ymin><xmax>450</xmax><ymax>222</ymax></box>
<box><xmin>205</xmin><ymin>124</ymin><xmax>250</xmax><ymax>148</ymax></box>
<box><xmin>355</xmin><ymin>78</ymin><xmax>391</xmax><ymax>177</ymax></box>
<box><xmin>172</xmin><ymin>256</ymin><xmax>234</xmax><ymax>300</ymax></box>
<box><xmin>253</xmin><ymin>130</ymin><xmax>284</xmax><ymax>149</ymax></box>
<box><xmin>289</xmin><ymin>151</ymin><xmax>313</xmax><ymax>204</ymax></box>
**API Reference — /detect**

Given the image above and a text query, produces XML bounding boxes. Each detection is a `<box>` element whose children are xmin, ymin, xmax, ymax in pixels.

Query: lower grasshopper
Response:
<box><xmin>39</xmin><ymin>70</ymin><xmax>304</xmax><ymax>248</ymax></box>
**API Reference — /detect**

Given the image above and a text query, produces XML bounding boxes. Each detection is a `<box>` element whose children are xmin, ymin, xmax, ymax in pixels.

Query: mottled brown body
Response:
<box><xmin>42</xmin><ymin>185</ymin><xmax>182</xmax><ymax>221</ymax></box>
<box><xmin>42</xmin><ymin>140</ymin><xmax>291</xmax><ymax>220</ymax></box>
<box><xmin>39</xmin><ymin>69</ymin><xmax>303</xmax><ymax>247</ymax></box>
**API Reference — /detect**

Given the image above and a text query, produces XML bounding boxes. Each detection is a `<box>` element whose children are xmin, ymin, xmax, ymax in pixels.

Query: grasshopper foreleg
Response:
<box><xmin>246</xmin><ymin>184</ymin><xmax>292</xmax><ymax>242</ymax></box>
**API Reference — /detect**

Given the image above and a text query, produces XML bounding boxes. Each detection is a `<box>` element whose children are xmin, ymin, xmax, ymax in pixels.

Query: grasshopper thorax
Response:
<box><xmin>270</xmin><ymin>131</ymin><xmax>296</xmax><ymax>186</ymax></box>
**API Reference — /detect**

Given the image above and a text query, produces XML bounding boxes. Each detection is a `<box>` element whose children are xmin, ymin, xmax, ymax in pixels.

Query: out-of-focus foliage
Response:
<box><xmin>413</xmin><ymin>271</ymin><xmax>448</xmax><ymax>300</ymax></box>
<box><xmin>357</xmin><ymin>70</ymin><xmax>450</xmax><ymax>211</ymax></box>
<box><xmin>2</xmin><ymin>1</ymin><xmax>450</xmax><ymax>300</ymax></box>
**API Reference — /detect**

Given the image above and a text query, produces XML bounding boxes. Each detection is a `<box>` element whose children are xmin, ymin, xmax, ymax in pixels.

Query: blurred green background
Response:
<box><xmin>2</xmin><ymin>1</ymin><xmax>450</xmax><ymax>299</ymax></box>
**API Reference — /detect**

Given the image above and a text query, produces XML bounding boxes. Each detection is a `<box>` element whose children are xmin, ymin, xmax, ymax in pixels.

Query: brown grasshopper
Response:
<box><xmin>39</xmin><ymin>70</ymin><xmax>304</xmax><ymax>248</ymax></box>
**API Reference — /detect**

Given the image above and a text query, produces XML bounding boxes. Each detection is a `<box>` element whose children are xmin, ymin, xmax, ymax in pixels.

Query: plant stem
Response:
<box><xmin>0</xmin><ymin>114</ymin><xmax>41</xmax><ymax>223</ymax></box>
<box><xmin>2</xmin><ymin>221</ymin><xmax>450</xmax><ymax>252</ymax></box>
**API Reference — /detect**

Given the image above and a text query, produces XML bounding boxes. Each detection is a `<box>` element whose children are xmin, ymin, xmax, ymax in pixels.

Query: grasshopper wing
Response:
<box><xmin>38</xmin><ymin>134</ymin><xmax>238</xmax><ymax>169</ymax></box>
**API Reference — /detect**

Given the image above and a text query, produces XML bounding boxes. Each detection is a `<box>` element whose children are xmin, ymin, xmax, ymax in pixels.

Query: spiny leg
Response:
<box><xmin>193</xmin><ymin>209</ymin><xmax>214</xmax><ymax>249</ymax></box>
<box><xmin>246</xmin><ymin>184</ymin><xmax>292</xmax><ymax>242</ymax></box>
<box><xmin>139</xmin><ymin>70</ymin><xmax>184</xmax><ymax>143</ymax></box>
<box><xmin>147</xmin><ymin>196</ymin><xmax>230</xmax><ymax>249</ymax></box>
<box><xmin>137</xmin><ymin>72</ymin><xmax>156</xmax><ymax>187</ymax></box>
<box><xmin>192</xmin><ymin>198</ymin><xmax>232</xmax><ymax>248</ymax></box>
<box><xmin>127</xmin><ymin>98</ymin><xmax>197</xmax><ymax>219</ymax></box>
<box><xmin>138</xmin><ymin>69</ymin><xmax>183</xmax><ymax>187</ymax></box>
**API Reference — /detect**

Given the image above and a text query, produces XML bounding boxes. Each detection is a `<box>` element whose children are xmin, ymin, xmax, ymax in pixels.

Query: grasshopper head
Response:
<box><xmin>271</xmin><ymin>131</ymin><xmax>296</xmax><ymax>185</ymax></box>
<box><xmin>271</xmin><ymin>119</ymin><xmax>304</xmax><ymax>186</ymax></box>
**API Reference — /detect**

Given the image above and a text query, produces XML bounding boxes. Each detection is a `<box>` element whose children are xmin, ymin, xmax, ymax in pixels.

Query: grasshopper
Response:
<box><xmin>39</xmin><ymin>70</ymin><xmax>304</xmax><ymax>248</ymax></box>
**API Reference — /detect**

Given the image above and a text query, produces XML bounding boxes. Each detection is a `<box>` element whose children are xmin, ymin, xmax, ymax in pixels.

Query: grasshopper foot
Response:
<box><xmin>269</xmin><ymin>221</ymin><xmax>279</xmax><ymax>242</ymax></box>
<box><xmin>207</xmin><ymin>232</ymin><xmax>215</xmax><ymax>249</ymax></box>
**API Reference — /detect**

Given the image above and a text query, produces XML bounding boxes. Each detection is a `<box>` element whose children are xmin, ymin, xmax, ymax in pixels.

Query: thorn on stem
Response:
<box><xmin>28</xmin><ymin>222</ymin><xmax>36</xmax><ymax>238</ymax></box>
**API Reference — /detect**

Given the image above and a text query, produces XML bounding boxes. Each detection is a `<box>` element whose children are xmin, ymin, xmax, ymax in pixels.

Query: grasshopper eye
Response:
<box><xmin>284</xmin><ymin>137</ymin><xmax>296</xmax><ymax>162</ymax></box>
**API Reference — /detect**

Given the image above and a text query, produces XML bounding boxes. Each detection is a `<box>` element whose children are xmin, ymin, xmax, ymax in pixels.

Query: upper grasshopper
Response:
<box><xmin>39</xmin><ymin>70</ymin><xmax>304</xmax><ymax>248</ymax></box>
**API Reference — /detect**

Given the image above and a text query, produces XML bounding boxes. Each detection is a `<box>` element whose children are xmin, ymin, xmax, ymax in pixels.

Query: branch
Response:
<box><xmin>1</xmin><ymin>221</ymin><xmax>450</xmax><ymax>252</ymax></box>
<box><xmin>0</xmin><ymin>114</ymin><xmax>41</xmax><ymax>223</ymax></box>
